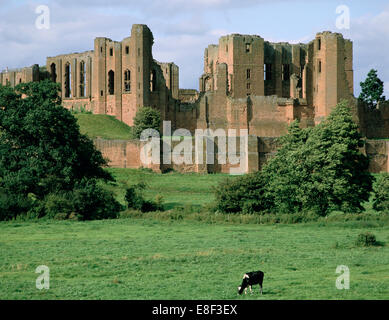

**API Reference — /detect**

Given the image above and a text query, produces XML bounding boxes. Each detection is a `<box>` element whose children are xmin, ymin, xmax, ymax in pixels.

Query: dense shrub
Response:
<box><xmin>125</xmin><ymin>183</ymin><xmax>146</xmax><ymax>210</ymax></box>
<box><xmin>372</xmin><ymin>173</ymin><xmax>389</xmax><ymax>212</ymax></box>
<box><xmin>133</xmin><ymin>106</ymin><xmax>161</xmax><ymax>139</ymax></box>
<box><xmin>213</xmin><ymin>172</ymin><xmax>267</xmax><ymax>214</ymax></box>
<box><xmin>355</xmin><ymin>232</ymin><xmax>378</xmax><ymax>247</ymax></box>
<box><xmin>125</xmin><ymin>182</ymin><xmax>163</xmax><ymax>212</ymax></box>
<box><xmin>70</xmin><ymin>180</ymin><xmax>123</xmax><ymax>220</ymax></box>
<box><xmin>0</xmin><ymin>190</ymin><xmax>33</xmax><ymax>221</ymax></box>
<box><xmin>25</xmin><ymin>181</ymin><xmax>122</xmax><ymax>220</ymax></box>
<box><xmin>39</xmin><ymin>193</ymin><xmax>73</xmax><ymax>218</ymax></box>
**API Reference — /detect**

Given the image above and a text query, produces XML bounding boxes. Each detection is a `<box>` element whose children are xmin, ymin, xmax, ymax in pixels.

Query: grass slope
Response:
<box><xmin>75</xmin><ymin>114</ymin><xmax>134</xmax><ymax>140</ymax></box>
<box><xmin>105</xmin><ymin>168</ymin><xmax>234</xmax><ymax>209</ymax></box>
<box><xmin>0</xmin><ymin>219</ymin><xmax>388</xmax><ymax>300</ymax></box>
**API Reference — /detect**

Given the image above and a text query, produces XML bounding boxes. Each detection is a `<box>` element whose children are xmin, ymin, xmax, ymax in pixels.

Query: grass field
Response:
<box><xmin>75</xmin><ymin>114</ymin><xmax>134</xmax><ymax>140</ymax></box>
<box><xmin>105</xmin><ymin>168</ymin><xmax>234</xmax><ymax>208</ymax></box>
<box><xmin>0</xmin><ymin>218</ymin><xmax>388</xmax><ymax>300</ymax></box>
<box><xmin>1</xmin><ymin>170</ymin><xmax>388</xmax><ymax>300</ymax></box>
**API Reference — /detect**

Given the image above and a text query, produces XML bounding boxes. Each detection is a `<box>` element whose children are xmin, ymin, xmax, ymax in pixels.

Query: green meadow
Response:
<box><xmin>0</xmin><ymin>170</ymin><xmax>388</xmax><ymax>300</ymax></box>
<box><xmin>105</xmin><ymin>168</ymin><xmax>233</xmax><ymax>209</ymax></box>
<box><xmin>0</xmin><ymin>218</ymin><xmax>388</xmax><ymax>300</ymax></box>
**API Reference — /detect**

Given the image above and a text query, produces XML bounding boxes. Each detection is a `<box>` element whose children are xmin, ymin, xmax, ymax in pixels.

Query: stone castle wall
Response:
<box><xmin>95</xmin><ymin>137</ymin><xmax>389</xmax><ymax>174</ymax></box>
<box><xmin>1</xmin><ymin>24</ymin><xmax>387</xmax><ymax>174</ymax></box>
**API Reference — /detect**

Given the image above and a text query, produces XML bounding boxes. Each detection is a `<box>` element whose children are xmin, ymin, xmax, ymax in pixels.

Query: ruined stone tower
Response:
<box><xmin>1</xmin><ymin>24</ymin><xmax>387</xmax><ymax>174</ymax></box>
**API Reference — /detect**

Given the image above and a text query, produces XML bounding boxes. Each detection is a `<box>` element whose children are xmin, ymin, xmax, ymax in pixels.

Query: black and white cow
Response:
<box><xmin>238</xmin><ymin>271</ymin><xmax>264</xmax><ymax>295</ymax></box>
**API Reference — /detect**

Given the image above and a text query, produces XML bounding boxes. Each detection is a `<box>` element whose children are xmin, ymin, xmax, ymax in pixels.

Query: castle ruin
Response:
<box><xmin>1</xmin><ymin>24</ymin><xmax>388</xmax><ymax>173</ymax></box>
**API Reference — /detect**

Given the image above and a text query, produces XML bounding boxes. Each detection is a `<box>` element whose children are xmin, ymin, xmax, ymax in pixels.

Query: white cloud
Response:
<box><xmin>0</xmin><ymin>1</ymin><xmax>388</xmax><ymax>92</ymax></box>
<box><xmin>343</xmin><ymin>7</ymin><xmax>389</xmax><ymax>96</ymax></box>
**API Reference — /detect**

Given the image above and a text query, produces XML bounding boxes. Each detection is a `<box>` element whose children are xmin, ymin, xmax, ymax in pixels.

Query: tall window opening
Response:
<box><xmin>264</xmin><ymin>64</ymin><xmax>272</xmax><ymax>80</ymax></box>
<box><xmin>50</xmin><ymin>63</ymin><xmax>57</xmax><ymax>83</ymax></box>
<box><xmin>108</xmin><ymin>70</ymin><xmax>114</xmax><ymax>95</ymax></box>
<box><xmin>282</xmin><ymin>64</ymin><xmax>290</xmax><ymax>81</ymax></box>
<box><xmin>245</xmin><ymin>43</ymin><xmax>251</xmax><ymax>53</ymax></box>
<box><xmin>150</xmin><ymin>70</ymin><xmax>157</xmax><ymax>92</ymax></box>
<box><xmin>125</xmin><ymin>46</ymin><xmax>129</xmax><ymax>55</ymax></box>
<box><xmin>318</xmin><ymin>38</ymin><xmax>321</xmax><ymax>50</ymax></box>
<box><xmin>124</xmin><ymin>69</ymin><xmax>131</xmax><ymax>92</ymax></box>
<box><xmin>65</xmin><ymin>62</ymin><xmax>71</xmax><ymax>98</ymax></box>
<box><xmin>246</xmin><ymin>69</ymin><xmax>251</xmax><ymax>80</ymax></box>
<box><xmin>79</xmin><ymin>61</ymin><xmax>86</xmax><ymax>97</ymax></box>
<box><xmin>318</xmin><ymin>60</ymin><xmax>322</xmax><ymax>73</ymax></box>
<box><xmin>110</xmin><ymin>48</ymin><xmax>113</xmax><ymax>56</ymax></box>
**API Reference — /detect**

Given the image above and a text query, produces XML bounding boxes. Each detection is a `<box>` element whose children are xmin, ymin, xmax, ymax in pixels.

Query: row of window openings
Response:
<box><xmin>58</xmin><ymin>63</ymin><xmax>155</xmax><ymax>98</ymax></box>
<box><xmin>102</xmin><ymin>46</ymin><xmax>139</xmax><ymax>56</ymax></box>
<box><xmin>245</xmin><ymin>62</ymin><xmax>321</xmax><ymax>91</ymax></box>
<box><xmin>225</xmin><ymin>43</ymin><xmax>252</xmax><ymax>53</ymax></box>
<box><xmin>106</xmin><ymin>70</ymin><xmax>157</xmax><ymax>95</ymax></box>
<box><xmin>244</xmin><ymin>64</ymin><xmax>291</xmax><ymax>82</ymax></box>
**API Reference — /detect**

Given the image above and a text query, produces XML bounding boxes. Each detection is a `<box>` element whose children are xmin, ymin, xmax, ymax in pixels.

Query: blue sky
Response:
<box><xmin>0</xmin><ymin>0</ymin><xmax>388</xmax><ymax>96</ymax></box>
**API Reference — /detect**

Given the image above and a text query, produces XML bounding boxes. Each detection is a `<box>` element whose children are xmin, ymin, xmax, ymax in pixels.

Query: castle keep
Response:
<box><xmin>1</xmin><ymin>24</ymin><xmax>388</xmax><ymax>173</ymax></box>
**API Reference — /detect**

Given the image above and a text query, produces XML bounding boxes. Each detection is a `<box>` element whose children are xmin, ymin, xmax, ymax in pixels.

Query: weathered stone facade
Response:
<box><xmin>1</xmin><ymin>24</ymin><xmax>388</xmax><ymax>173</ymax></box>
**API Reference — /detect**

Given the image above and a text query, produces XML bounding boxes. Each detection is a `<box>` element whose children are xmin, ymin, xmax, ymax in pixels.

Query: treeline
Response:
<box><xmin>0</xmin><ymin>81</ymin><xmax>387</xmax><ymax>221</ymax></box>
<box><xmin>0</xmin><ymin>81</ymin><xmax>165</xmax><ymax>221</ymax></box>
<box><xmin>214</xmin><ymin>101</ymin><xmax>389</xmax><ymax>216</ymax></box>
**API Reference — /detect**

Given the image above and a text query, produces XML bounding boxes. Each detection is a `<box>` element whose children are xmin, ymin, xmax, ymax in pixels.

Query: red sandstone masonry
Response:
<box><xmin>1</xmin><ymin>24</ymin><xmax>387</xmax><ymax>173</ymax></box>
<box><xmin>94</xmin><ymin>138</ymin><xmax>389</xmax><ymax>174</ymax></box>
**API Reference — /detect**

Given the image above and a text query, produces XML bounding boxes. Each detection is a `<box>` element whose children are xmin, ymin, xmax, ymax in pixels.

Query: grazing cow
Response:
<box><xmin>238</xmin><ymin>271</ymin><xmax>264</xmax><ymax>295</ymax></box>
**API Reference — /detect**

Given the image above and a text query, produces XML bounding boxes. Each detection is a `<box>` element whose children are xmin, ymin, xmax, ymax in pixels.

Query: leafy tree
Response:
<box><xmin>372</xmin><ymin>173</ymin><xmax>389</xmax><ymax>212</ymax></box>
<box><xmin>133</xmin><ymin>106</ymin><xmax>161</xmax><ymax>139</ymax></box>
<box><xmin>296</xmin><ymin>100</ymin><xmax>373</xmax><ymax>214</ymax></box>
<box><xmin>358</xmin><ymin>69</ymin><xmax>386</xmax><ymax>109</ymax></box>
<box><xmin>262</xmin><ymin>121</ymin><xmax>312</xmax><ymax>214</ymax></box>
<box><xmin>214</xmin><ymin>172</ymin><xmax>267</xmax><ymax>214</ymax></box>
<box><xmin>216</xmin><ymin>100</ymin><xmax>373</xmax><ymax>216</ymax></box>
<box><xmin>0</xmin><ymin>80</ymin><xmax>115</xmax><ymax>218</ymax></box>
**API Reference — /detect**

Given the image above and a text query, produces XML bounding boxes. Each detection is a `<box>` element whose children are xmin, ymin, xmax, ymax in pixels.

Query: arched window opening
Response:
<box><xmin>79</xmin><ymin>61</ymin><xmax>86</xmax><ymax>97</ymax></box>
<box><xmin>124</xmin><ymin>69</ymin><xmax>131</xmax><ymax>92</ymax></box>
<box><xmin>150</xmin><ymin>70</ymin><xmax>157</xmax><ymax>92</ymax></box>
<box><xmin>50</xmin><ymin>63</ymin><xmax>57</xmax><ymax>83</ymax></box>
<box><xmin>108</xmin><ymin>70</ymin><xmax>114</xmax><ymax>95</ymax></box>
<box><xmin>65</xmin><ymin>63</ymin><xmax>71</xmax><ymax>98</ymax></box>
